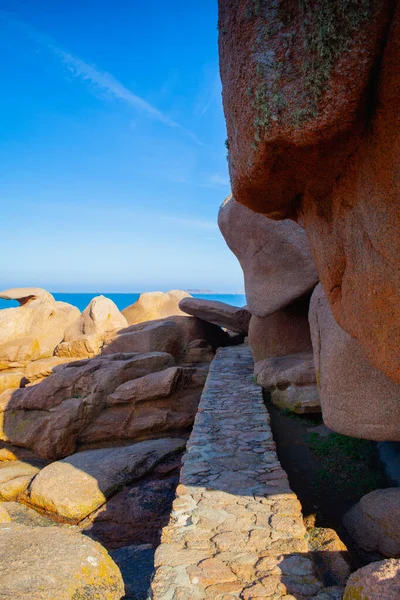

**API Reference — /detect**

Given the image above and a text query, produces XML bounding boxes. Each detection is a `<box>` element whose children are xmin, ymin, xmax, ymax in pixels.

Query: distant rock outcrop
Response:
<box><xmin>56</xmin><ymin>295</ymin><xmax>128</xmax><ymax>358</ymax></box>
<box><xmin>122</xmin><ymin>290</ymin><xmax>191</xmax><ymax>325</ymax></box>
<box><xmin>0</xmin><ymin>287</ymin><xmax>80</xmax><ymax>367</ymax></box>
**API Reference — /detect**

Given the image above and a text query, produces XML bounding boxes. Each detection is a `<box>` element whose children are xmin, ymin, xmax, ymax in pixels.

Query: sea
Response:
<box><xmin>0</xmin><ymin>293</ymin><xmax>246</xmax><ymax>312</ymax></box>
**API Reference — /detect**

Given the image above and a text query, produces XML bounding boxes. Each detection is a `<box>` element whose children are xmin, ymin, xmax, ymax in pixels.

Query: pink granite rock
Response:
<box><xmin>248</xmin><ymin>296</ymin><xmax>312</xmax><ymax>362</ymax></box>
<box><xmin>218</xmin><ymin>196</ymin><xmax>318</xmax><ymax>316</ymax></box>
<box><xmin>344</xmin><ymin>559</ymin><xmax>400</xmax><ymax>600</ymax></box>
<box><xmin>309</xmin><ymin>284</ymin><xmax>400</xmax><ymax>440</ymax></box>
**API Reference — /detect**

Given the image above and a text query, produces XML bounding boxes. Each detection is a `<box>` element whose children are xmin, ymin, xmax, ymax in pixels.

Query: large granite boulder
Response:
<box><xmin>0</xmin><ymin>287</ymin><xmax>80</xmax><ymax>368</ymax></box>
<box><xmin>309</xmin><ymin>284</ymin><xmax>400</xmax><ymax>440</ymax></box>
<box><xmin>218</xmin><ymin>196</ymin><xmax>318</xmax><ymax>316</ymax></box>
<box><xmin>102</xmin><ymin>320</ymin><xmax>182</xmax><ymax>359</ymax></box>
<box><xmin>122</xmin><ymin>290</ymin><xmax>191</xmax><ymax>325</ymax></box>
<box><xmin>0</xmin><ymin>522</ymin><xmax>124</xmax><ymax>599</ymax></box>
<box><xmin>248</xmin><ymin>296</ymin><xmax>312</xmax><ymax>362</ymax></box>
<box><xmin>344</xmin><ymin>559</ymin><xmax>400</xmax><ymax>600</ymax></box>
<box><xmin>218</xmin><ymin>2</ymin><xmax>400</xmax><ymax>384</ymax></box>
<box><xmin>343</xmin><ymin>488</ymin><xmax>400</xmax><ymax>559</ymax></box>
<box><xmin>104</xmin><ymin>316</ymin><xmax>229</xmax><ymax>362</ymax></box>
<box><xmin>78</xmin><ymin>363</ymin><xmax>208</xmax><ymax>447</ymax></box>
<box><xmin>179</xmin><ymin>296</ymin><xmax>250</xmax><ymax>333</ymax></box>
<box><xmin>25</xmin><ymin>438</ymin><xmax>186</xmax><ymax>521</ymax></box>
<box><xmin>0</xmin><ymin>352</ymin><xmax>175</xmax><ymax>459</ymax></box>
<box><xmin>56</xmin><ymin>295</ymin><xmax>128</xmax><ymax>359</ymax></box>
<box><xmin>255</xmin><ymin>352</ymin><xmax>320</xmax><ymax>414</ymax></box>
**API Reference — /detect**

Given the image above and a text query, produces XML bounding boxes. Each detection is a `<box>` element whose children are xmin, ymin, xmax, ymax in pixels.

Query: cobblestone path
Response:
<box><xmin>150</xmin><ymin>345</ymin><xmax>343</xmax><ymax>600</ymax></box>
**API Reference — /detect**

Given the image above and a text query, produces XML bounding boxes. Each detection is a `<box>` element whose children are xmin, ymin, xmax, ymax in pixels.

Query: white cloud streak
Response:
<box><xmin>1</xmin><ymin>11</ymin><xmax>203</xmax><ymax>143</ymax></box>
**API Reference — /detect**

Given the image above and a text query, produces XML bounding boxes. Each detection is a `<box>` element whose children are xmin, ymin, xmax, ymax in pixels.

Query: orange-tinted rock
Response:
<box><xmin>309</xmin><ymin>284</ymin><xmax>400</xmax><ymax>440</ymax></box>
<box><xmin>218</xmin><ymin>1</ymin><xmax>400</xmax><ymax>384</ymax></box>
<box><xmin>218</xmin><ymin>196</ymin><xmax>318</xmax><ymax>316</ymax></box>
<box><xmin>248</xmin><ymin>296</ymin><xmax>312</xmax><ymax>362</ymax></box>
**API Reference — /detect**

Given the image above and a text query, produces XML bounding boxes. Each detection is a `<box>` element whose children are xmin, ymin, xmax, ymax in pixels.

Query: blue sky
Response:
<box><xmin>0</xmin><ymin>0</ymin><xmax>243</xmax><ymax>292</ymax></box>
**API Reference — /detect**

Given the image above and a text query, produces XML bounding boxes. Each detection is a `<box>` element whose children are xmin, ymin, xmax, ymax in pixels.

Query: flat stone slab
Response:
<box><xmin>151</xmin><ymin>345</ymin><xmax>330</xmax><ymax>599</ymax></box>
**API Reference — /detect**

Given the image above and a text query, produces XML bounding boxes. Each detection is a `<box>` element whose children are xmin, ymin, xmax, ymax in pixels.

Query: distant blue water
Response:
<box><xmin>0</xmin><ymin>293</ymin><xmax>246</xmax><ymax>312</ymax></box>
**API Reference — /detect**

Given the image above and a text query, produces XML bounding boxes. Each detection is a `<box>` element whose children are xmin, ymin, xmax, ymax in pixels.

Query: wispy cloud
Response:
<box><xmin>1</xmin><ymin>11</ymin><xmax>203</xmax><ymax>143</ymax></box>
<box><xmin>208</xmin><ymin>173</ymin><xmax>230</xmax><ymax>186</ymax></box>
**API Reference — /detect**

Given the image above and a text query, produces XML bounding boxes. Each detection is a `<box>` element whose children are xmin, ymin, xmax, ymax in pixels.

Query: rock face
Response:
<box><xmin>122</xmin><ymin>290</ymin><xmax>191</xmax><ymax>325</ymax></box>
<box><xmin>344</xmin><ymin>558</ymin><xmax>400</xmax><ymax>600</ymax></box>
<box><xmin>307</xmin><ymin>527</ymin><xmax>351</xmax><ymax>588</ymax></box>
<box><xmin>0</xmin><ymin>522</ymin><xmax>125</xmax><ymax>599</ymax></box>
<box><xmin>248</xmin><ymin>296</ymin><xmax>312</xmax><ymax>362</ymax></box>
<box><xmin>0</xmin><ymin>457</ymin><xmax>47</xmax><ymax>501</ymax></box>
<box><xmin>310</xmin><ymin>284</ymin><xmax>400</xmax><ymax>440</ymax></box>
<box><xmin>23</xmin><ymin>356</ymin><xmax>76</xmax><ymax>384</ymax></box>
<box><xmin>218</xmin><ymin>2</ymin><xmax>400</xmax><ymax>385</ymax></box>
<box><xmin>26</xmin><ymin>438</ymin><xmax>186</xmax><ymax>521</ymax></box>
<box><xmin>0</xmin><ymin>287</ymin><xmax>80</xmax><ymax>367</ymax></box>
<box><xmin>179</xmin><ymin>296</ymin><xmax>251</xmax><ymax>334</ymax></box>
<box><xmin>102</xmin><ymin>320</ymin><xmax>182</xmax><ymax>359</ymax></box>
<box><xmin>218</xmin><ymin>196</ymin><xmax>318</xmax><ymax>316</ymax></box>
<box><xmin>84</xmin><ymin>453</ymin><xmax>182</xmax><ymax>549</ymax></box>
<box><xmin>255</xmin><ymin>352</ymin><xmax>320</xmax><ymax>414</ymax></box>
<box><xmin>0</xmin><ymin>352</ymin><xmax>176</xmax><ymax>459</ymax></box>
<box><xmin>343</xmin><ymin>488</ymin><xmax>400</xmax><ymax>559</ymax></box>
<box><xmin>79</xmin><ymin>363</ymin><xmax>207</xmax><ymax>447</ymax></box>
<box><xmin>56</xmin><ymin>295</ymin><xmax>128</xmax><ymax>358</ymax></box>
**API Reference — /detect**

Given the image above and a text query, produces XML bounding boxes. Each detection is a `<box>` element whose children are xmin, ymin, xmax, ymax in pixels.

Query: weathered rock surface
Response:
<box><xmin>102</xmin><ymin>320</ymin><xmax>182</xmax><ymax>359</ymax></box>
<box><xmin>307</xmin><ymin>527</ymin><xmax>351</xmax><ymax>587</ymax></box>
<box><xmin>56</xmin><ymin>295</ymin><xmax>128</xmax><ymax>358</ymax></box>
<box><xmin>248</xmin><ymin>296</ymin><xmax>312</xmax><ymax>362</ymax></box>
<box><xmin>310</xmin><ymin>284</ymin><xmax>400</xmax><ymax>440</ymax></box>
<box><xmin>26</xmin><ymin>438</ymin><xmax>186</xmax><ymax>521</ymax></box>
<box><xmin>79</xmin><ymin>364</ymin><xmax>207</xmax><ymax>447</ymax></box>
<box><xmin>255</xmin><ymin>351</ymin><xmax>320</xmax><ymax>414</ymax></box>
<box><xmin>0</xmin><ymin>369</ymin><xmax>23</xmax><ymax>393</ymax></box>
<box><xmin>83</xmin><ymin>453</ymin><xmax>182</xmax><ymax>549</ymax></box>
<box><xmin>219</xmin><ymin>2</ymin><xmax>400</xmax><ymax>385</ymax></box>
<box><xmin>0</xmin><ymin>504</ymin><xmax>10</xmax><ymax>522</ymax></box>
<box><xmin>0</xmin><ymin>352</ymin><xmax>175</xmax><ymax>459</ymax></box>
<box><xmin>343</xmin><ymin>488</ymin><xmax>400</xmax><ymax>559</ymax></box>
<box><xmin>122</xmin><ymin>290</ymin><xmax>191</xmax><ymax>325</ymax></box>
<box><xmin>0</xmin><ymin>456</ymin><xmax>47</xmax><ymax>501</ymax></box>
<box><xmin>218</xmin><ymin>196</ymin><xmax>318</xmax><ymax>316</ymax></box>
<box><xmin>23</xmin><ymin>356</ymin><xmax>76</xmax><ymax>384</ymax></box>
<box><xmin>179</xmin><ymin>296</ymin><xmax>251</xmax><ymax>334</ymax></box>
<box><xmin>0</xmin><ymin>287</ymin><xmax>79</xmax><ymax>367</ymax></box>
<box><xmin>0</xmin><ymin>522</ymin><xmax>125</xmax><ymax>599</ymax></box>
<box><xmin>344</xmin><ymin>558</ymin><xmax>400</xmax><ymax>600</ymax></box>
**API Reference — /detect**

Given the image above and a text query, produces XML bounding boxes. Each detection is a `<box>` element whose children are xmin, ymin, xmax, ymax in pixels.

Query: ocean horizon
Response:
<box><xmin>0</xmin><ymin>292</ymin><xmax>247</xmax><ymax>312</ymax></box>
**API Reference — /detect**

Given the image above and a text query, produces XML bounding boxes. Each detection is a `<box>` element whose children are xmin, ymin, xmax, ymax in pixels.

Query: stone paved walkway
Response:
<box><xmin>150</xmin><ymin>345</ymin><xmax>342</xmax><ymax>600</ymax></box>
